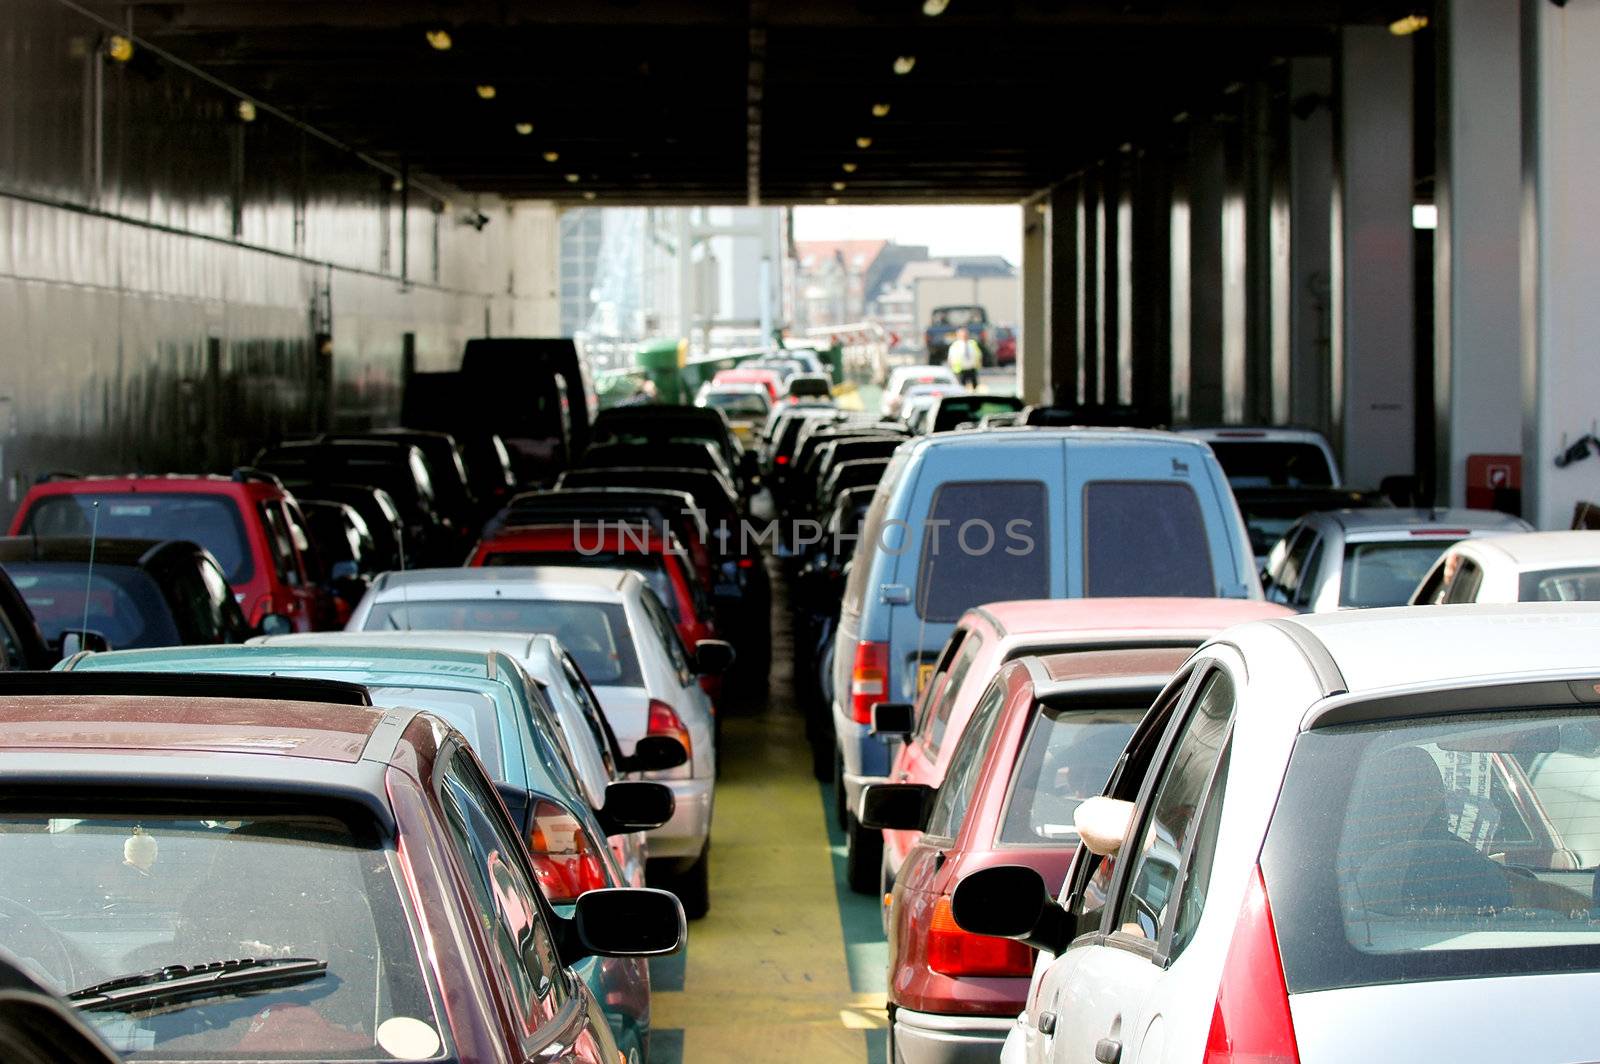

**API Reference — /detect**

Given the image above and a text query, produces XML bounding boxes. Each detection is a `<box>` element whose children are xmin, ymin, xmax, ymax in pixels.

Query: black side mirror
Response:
<box><xmin>620</xmin><ymin>735</ymin><xmax>689</xmax><ymax>773</ymax></box>
<box><xmin>598</xmin><ymin>781</ymin><xmax>676</xmax><ymax>835</ymax></box>
<box><xmin>256</xmin><ymin>613</ymin><xmax>293</xmax><ymax>637</ymax></box>
<box><xmin>562</xmin><ymin>887</ymin><xmax>686</xmax><ymax>961</ymax></box>
<box><xmin>694</xmin><ymin>638</ymin><xmax>737</xmax><ymax>675</ymax></box>
<box><xmin>870</xmin><ymin>702</ymin><xmax>915</xmax><ymax>738</ymax></box>
<box><xmin>858</xmin><ymin>782</ymin><xmax>935</xmax><ymax>831</ymax></box>
<box><xmin>951</xmin><ymin>865</ymin><xmax>1075</xmax><ymax>954</ymax></box>
<box><xmin>57</xmin><ymin>629</ymin><xmax>110</xmax><ymax>656</ymax></box>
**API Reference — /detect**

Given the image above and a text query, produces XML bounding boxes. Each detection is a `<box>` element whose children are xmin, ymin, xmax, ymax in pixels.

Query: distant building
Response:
<box><xmin>559</xmin><ymin>208</ymin><xmax>604</xmax><ymax>338</ymax></box>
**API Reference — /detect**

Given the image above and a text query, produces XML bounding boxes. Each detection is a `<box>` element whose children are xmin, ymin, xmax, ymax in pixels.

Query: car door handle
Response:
<box><xmin>1095</xmin><ymin>1037</ymin><xmax>1121</xmax><ymax>1064</ymax></box>
<box><xmin>1035</xmin><ymin>1011</ymin><xmax>1056</xmax><ymax>1035</ymax></box>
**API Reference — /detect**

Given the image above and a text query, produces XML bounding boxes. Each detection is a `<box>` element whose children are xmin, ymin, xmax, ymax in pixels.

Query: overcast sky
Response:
<box><xmin>792</xmin><ymin>204</ymin><xmax>1022</xmax><ymax>265</ymax></box>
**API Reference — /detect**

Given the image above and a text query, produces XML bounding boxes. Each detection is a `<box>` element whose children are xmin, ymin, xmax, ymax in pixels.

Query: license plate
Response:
<box><xmin>916</xmin><ymin>663</ymin><xmax>935</xmax><ymax>695</ymax></box>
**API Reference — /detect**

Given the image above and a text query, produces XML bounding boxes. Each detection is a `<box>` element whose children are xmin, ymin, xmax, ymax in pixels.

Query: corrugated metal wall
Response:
<box><xmin>0</xmin><ymin>0</ymin><xmax>555</xmax><ymax>522</ymax></box>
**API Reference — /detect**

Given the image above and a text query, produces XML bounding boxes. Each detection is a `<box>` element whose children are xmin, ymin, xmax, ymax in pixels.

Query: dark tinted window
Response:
<box><xmin>920</xmin><ymin>632</ymin><xmax>985</xmax><ymax>755</ymax></box>
<box><xmin>363</xmin><ymin>599</ymin><xmax>642</xmax><ymax>686</ymax></box>
<box><xmin>1083</xmin><ymin>481</ymin><xmax>1215</xmax><ymax>598</ymax></box>
<box><xmin>258</xmin><ymin>502</ymin><xmax>301</xmax><ymax>586</ymax></box>
<box><xmin>1443</xmin><ymin>558</ymin><xmax>1484</xmax><ymax>603</ymax></box>
<box><xmin>23</xmin><ymin>494</ymin><xmax>253</xmax><ymax>583</ymax></box>
<box><xmin>1341</xmin><ymin>541</ymin><xmax>1452</xmax><ymax>608</ymax></box>
<box><xmin>1207</xmin><ymin>441</ymin><xmax>1335</xmax><ymax>488</ymax></box>
<box><xmin>7</xmin><ymin>563</ymin><xmax>180</xmax><ymax>648</ymax></box>
<box><xmin>915</xmin><ymin>481</ymin><xmax>1049</xmax><ymax>622</ymax></box>
<box><xmin>999</xmin><ymin>707</ymin><xmax>1143</xmax><ymax>844</ymax></box>
<box><xmin>924</xmin><ymin>680</ymin><xmax>1008</xmax><ymax>840</ymax></box>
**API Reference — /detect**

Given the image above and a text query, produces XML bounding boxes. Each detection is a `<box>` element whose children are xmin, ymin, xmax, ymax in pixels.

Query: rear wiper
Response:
<box><xmin>67</xmin><ymin>957</ymin><xmax>327</xmax><ymax>1012</ymax></box>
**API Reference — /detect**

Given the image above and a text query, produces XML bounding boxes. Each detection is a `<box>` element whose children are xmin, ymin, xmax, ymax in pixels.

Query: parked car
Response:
<box><xmin>902</xmin><ymin>389</ymin><xmax>964</xmax><ymax>434</ymax></box>
<box><xmin>0</xmin><ymin>682</ymin><xmax>680</xmax><ymax>1063</ymax></box>
<box><xmin>862</xmin><ymin>646</ymin><xmax>1193</xmax><ymax>1063</ymax></box>
<box><xmin>327</xmin><ymin>429</ymin><xmax>479</xmax><ymax>546</ymax></box>
<box><xmin>993</xmin><ymin>326</ymin><xmax>1017</xmax><ymax>365</ymax></box>
<box><xmin>0</xmin><ymin>537</ymin><xmax>257</xmax><ymax>651</ymax></box>
<box><xmin>280</xmin><ymin>481</ymin><xmax>409</xmax><ymax>574</ymax></box>
<box><xmin>593</xmin><ymin>405</ymin><xmax>750</xmax><ymax>494</ymax></box>
<box><xmin>927</xmin><ymin>394</ymin><xmax>1026</xmax><ymax>434</ymax></box>
<box><xmin>883</xmin><ymin>365</ymin><xmax>961</xmax><ymax>417</ymax></box>
<box><xmin>8</xmin><ymin>470</ymin><xmax>333</xmax><ymax>632</ymax></box>
<box><xmin>696</xmin><ymin>383</ymin><xmax>772</xmax><ymax>444</ymax></box>
<box><xmin>831</xmin><ymin>429</ymin><xmax>1260</xmax><ymax>892</ymax></box>
<box><xmin>0</xmin><ymin>563</ymin><xmax>54</xmax><ymax>669</ymax></box>
<box><xmin>1264</xmin><ymin>507</ymin><xmax>1533</xmax><ymax>611</ymax></box>
<box><xmin>779</xmin><ymin>372</ymin><xmax>835</xmax><ymax>405</ymax></box>
<box><xmin>711</xmin><ymin>367</ymin><xmax>784</xmax><ymax>401</ymax></box>
<box><xmin>1178</xmin><ymin>425</ymin><xmax>1343</xmax><ymax>488</ymax></box>
<box><xmin>294</xmin><ymin>498</ymin><xmax>377</xmax><ymax>612</ymax></box>
<box><xmin>577</xmin><ymin>440</ymin><xmax>738</xmax><ymax>494</ymax></box>
<box><xmin>953</xmin><ymin>602</ymin><xmax>1600</xmax><ymax>1064</ymax></box>
<box><xmin>1411</xmin><ymin>529</ymin><xmax>1600</xmax><ymax>604</ymax></box>
<box><xmin>345</xmin><ymin>566</ymin><xmax>726</xmax><ymax>917</ymax></box>
<box><xmin>873</xmin><ymin>598</ymin><xmax>1295</xmax><ymax>893</ymax></box>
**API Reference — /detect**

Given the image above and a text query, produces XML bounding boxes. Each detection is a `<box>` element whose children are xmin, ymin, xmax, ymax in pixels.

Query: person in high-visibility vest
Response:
<box><xmin>946</xmin><ymin>327</ymin><xmax>983</xmax><ymax>389</ymax></box>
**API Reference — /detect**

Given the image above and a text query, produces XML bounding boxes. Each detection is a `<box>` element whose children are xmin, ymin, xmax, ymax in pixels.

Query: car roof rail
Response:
<box><xmin>231</xmin><ymin>466</ymin><xmax>286</xmax><ymax>491</ymax></box>
<box><xmin>34</xmin><ymin>471</ymin><xmax>83</xmax><ymax>484</ymax></box>
<box><xmin>5</xmin><ymin>670</ymin><xmax>374</xmax><ymax>706</ymax></box>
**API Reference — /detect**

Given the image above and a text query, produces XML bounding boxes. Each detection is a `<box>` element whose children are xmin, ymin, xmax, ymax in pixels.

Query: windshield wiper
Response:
<box><xmin>67</xmin><ymin>957</ymin><xmax>327</xmax><ymax>1012</ymax></box>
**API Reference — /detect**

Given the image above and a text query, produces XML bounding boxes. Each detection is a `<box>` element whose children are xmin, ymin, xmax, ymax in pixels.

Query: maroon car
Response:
<box><xmin>0</xmin><ymin>682</ymin><xmax>683</xmax><ymax>1064</ymax></box>
<box><xmin>862</xmin><ymin>646</ymin><xmax>1190</xmax><ymax>1063</ymax></box>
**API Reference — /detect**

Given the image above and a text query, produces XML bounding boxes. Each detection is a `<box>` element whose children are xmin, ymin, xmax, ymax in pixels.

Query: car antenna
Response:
<box><xmin>395</xmin><ymin>532</ymin><xmax>411</xmax><ymax>630</ymax></box>
<box><xmin>79</xmin><ymin>500</ymin><xmax>101</xmax><ymax>644</ymax></box>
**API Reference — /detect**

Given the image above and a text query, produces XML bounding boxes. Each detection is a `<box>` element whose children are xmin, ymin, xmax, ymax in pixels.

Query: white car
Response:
<box><xmin>952</xmin><ymin>603</ymin><xmax>1600</xmax><ymax>1064</ymax></box>
<box><xmin>883</xmin><ymin>364</ymin><xmax>960</xmax><ymax>417</ymax></box>
<box><xmin>1411</xmin><ymin>529</ymin><xmax>1600</xmax><ymax>605</ymax></box>
<box><xmin>1177</xmin><ymin>425</ymin><xmax>1343</xmax><ymax>488</ymax></box>
<box><xmin>344</xmin><ymin>565</ymin><xmax>722</xmax><ymax>916</ymax></box>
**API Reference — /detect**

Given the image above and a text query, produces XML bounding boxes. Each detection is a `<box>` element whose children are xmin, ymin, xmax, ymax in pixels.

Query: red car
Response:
<box><xmin>862</xmin><ymin>647</ymin><xmax>1192</xmax><ymax>1063</ymax></box>
<box><xmin>711</xmin><ymin>368</ymin><xmax>784</xmax><ymax>401</ymax></box>
<box><xmin>9</xmin><ymin>471</ymin><xmax>336</xmax><ymax>632</ymax></box>
<box><xmin>0</xmin><ymin>683</ymin><xmax>684</xmax><ymax>1064</ymax></box>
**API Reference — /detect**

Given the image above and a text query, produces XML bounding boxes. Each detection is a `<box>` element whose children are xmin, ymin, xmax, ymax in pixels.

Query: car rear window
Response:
<box><xmin>1519</xmin><ymin>567</ymin><xmax>1600</xmax><ymax>602</ymax></box>
<box><xmin>1340</xmin><ymin>540</ymin><xmax>1453</xmax><ymax>608</ymax></box>
<box><xmin>915</xmin><ymin>481</ymin><xmax>1049</xmax><ymax>622</ymax></box>
<box><xmin>363</xmin><ymin>598</ymin><xmax>642</xmax><ymax>686</ymax></box>
<box><xmin>23</xmin><ymin>494</ymin><xmax>253</xmax><ymax>583</ymax></box>
<box><xmin>1083</xmin><ymin>480</ymin><xmax>1215</xmax><ymax>598</ymax></box>
<box><xmin>1263</xmin><ymin>709</ymin><xmax>1600</xmax><ymax>993</ymax></box>
<box><xmin>481</xmin><ymin>551</ymin><xmax>679</xmax><ymax>622</ymax></box>
<box><xmin>0</xmin><ymin>809</ymin><xmax>444</xmax><ymax>1060</ymax></box>
<box><xmin>998</xmin><ymin>706</ymin><xmax>1143</xmax><ymax>844</ymax></box>
<box><xmin>7</xmin><ymin>563</ymin><xmax>181</xmax><ymax>649</ymax></box>
<box><xmin>1207</xmin><ymin>440</ymin><xmax>1335</xmax><ymax>488</ymax></box>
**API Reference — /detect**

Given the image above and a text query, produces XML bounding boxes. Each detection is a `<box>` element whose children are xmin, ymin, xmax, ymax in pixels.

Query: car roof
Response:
<box><xmin>1177</xmin><ymin>425</ymin><xmax>1332</xmax><ymax>444</ymax></box>
<box><xmin>22</xmin><ymin>474</ymin><xmax>279</xmax><ymax>498</ymax></box>
<box><xmin>1454</xmin><ymin>529</ymin><xmax>1600</xmax><ymax>567</ymax></box>
<box><xmin>1311</xmin><ymin>507</ymin><xmax>1529</xmax><ymax>534</ymax></box>
<box><xmin>367</xmin><ymin>564</ymin><xmax>636</xmax><ymax>602</ymax></box>
<box><xmin>971</xmin><ymin>597</ymin><xmax>1293</xmax><ymax>640</ymax></box>
<box><xmin>1257</xmin><ymin>602</ymin><xmax>1600</xmax><ymax>697</ymax></box>
<box><xmin>905</xmin><ymin>426</ymin><xmax>1221</xmax><ymax>458</ymax></box>
<box><xmin>267</xmin><ymin>630</ymin><xmax>560</xmax><ymax>669</ymax></box>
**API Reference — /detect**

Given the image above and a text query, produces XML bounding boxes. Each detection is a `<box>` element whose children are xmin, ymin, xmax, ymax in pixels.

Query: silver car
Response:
<box><xmin>950</xmin><ymin>602</ymin><xmax>1600</xmax><ymax>1064</ymax></box>
<box><xmin>1263</xmin><ymin>507</ymin><xmax>1531</xmax><ymax>611</ymax></box>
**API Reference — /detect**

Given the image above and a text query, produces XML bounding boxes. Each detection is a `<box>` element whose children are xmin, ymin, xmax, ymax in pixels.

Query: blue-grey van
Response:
<box><xmin>829</xmin><ymin>428</ymin><xmax>1259</xmax><ymax>889</ymax></box>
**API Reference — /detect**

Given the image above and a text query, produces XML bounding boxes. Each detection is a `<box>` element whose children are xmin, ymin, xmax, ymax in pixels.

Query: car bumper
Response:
<box><xmin>893</xmin><ymin>1008</ymin><xmax>1013</xmax><ymax>1064</ymax></box>
<box><xmin>832</xmin><ymin>714</ymin><xmax>892</xmax><ymax>813</ymax></box>
<box><xmin>647</xmin><ymin>776</ymin><xmax>713</xmax><ymax>861</ymax></box>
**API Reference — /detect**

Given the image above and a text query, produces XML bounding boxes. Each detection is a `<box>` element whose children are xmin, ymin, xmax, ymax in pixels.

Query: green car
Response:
<box><xmin>60</xmin><ymin>642</ymin><xmax>667</xmax><ymax>1064</ymax></box>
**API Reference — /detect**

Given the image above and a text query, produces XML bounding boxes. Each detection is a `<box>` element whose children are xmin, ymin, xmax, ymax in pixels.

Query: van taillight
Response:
<box><xmin>527</xmin><ymin>798</ymin><xmax>609</xmax><ymax>905</ymax></box>
<box><xmin>850</xmin><ymin>640</ymin><xmax>889</xmax><ymax>724</ymax></box>
<box><xmin>1203</xmin><ymin>867</ymin><xmax>1299</xmax><ymax>1064</ymax></box>
<box><xmin>927</xmin><ymin>896</ymin><xmax>1033</xmax><ymax>977</ymax></box>
<box><xmin>647</xmin><ymin>699</ymin><xmax>693</xmax><ymax>763</ymax></box>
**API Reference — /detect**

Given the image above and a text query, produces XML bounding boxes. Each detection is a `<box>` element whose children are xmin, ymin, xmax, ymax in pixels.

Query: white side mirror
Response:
<box><xmin>1074</xmin><ymin>796</ymin><xmax>1136</xmax><ymax>857</ymax></box>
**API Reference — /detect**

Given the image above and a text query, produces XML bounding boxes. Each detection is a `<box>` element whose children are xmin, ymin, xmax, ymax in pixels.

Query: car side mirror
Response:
<box><xmin>951</xmin><ymin>864</ymin><xmax>1075</xmax><ymax>954</ymax></box>
<box><xmin>256</xmin><ymin>613</ymin><xmax>294</xmax><ymax>637</ymax></box>
<box><xmin>1075</xmin><ymin>796</ymin><xmax>1136</xmax><ymax>857</ymax></box>
<box><xmin>620</xmin><ymin>735</ymin><xmax>689</xmax><ymax>773</ymax></box>
<box><xmin>598</xmin><ymin>780</ymin><xmax>676</xmax><ymax>835</ymax></box>
<box><xmin>562</xmin><ymin>887</ymin><xmax>686</xmax><ymax>961</ymax></box>
<box><xmin>694</xmin><ymin>638</ymin><xmax>737</xmax><ymax>675</ymax></box>
<box><xmin>57</xmin><ymin>629</ymin><xmax>110</xmax><ymax>657</ymax></box>
<box><xmin>870</xmin><ymin>702</ymin><xmax>914</xmax><ymax>739</ymax></box>
<box><xmin>858</xmin><ymin>782</ymin><xmax>935</xmax><ymax>832</ymax></box>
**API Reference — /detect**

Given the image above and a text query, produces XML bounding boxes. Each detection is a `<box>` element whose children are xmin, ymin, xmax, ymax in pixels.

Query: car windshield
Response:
<box><xmin>481</xmin><ymin>551</ymin><xmax>680</xmax><ymax>622</ymax></box>
<box><xmin>1341</xmin><ymin>540</ymin><xmax>1454</xmax><ymax>608</ymax></box>
<box><xmin>364</xmin><ymin>599</ymin><xmax>642</xmax><ymax>686</ymax></box>
<box><xmin>1265</xmin><ymin>709</ymin><xmax>1600</xmax><ymax>993</ymax></box>
<box><xmin>7</xmin><ymin>564</ymin><xmax>181</xmax><ymax>649</ymax></box>
<box><xmin>1519</xmin><ymin>566</ymin><xmax>1600</xmax><ymax>602</ymax></box>
<box><xmin>700</xmin><ymin>391</ymin><xmax>769</xmax><ymax>418</ymax></box>
<box><xmin>1207</xmin><ymin>440</ymin><xmax>1335</xmax><ymax>488</ymax></box>
<box><xmin>0</xmin><ymin>811</ymin><xmax>442</xmax><ymax>1061</ymax></box>
<box><xmin>23</xmin><ymin>495</ymin><xmax>253</xmax><ymax>583</ymax></box>
<box><xmin>999</xmin><ymin>707</ymin><xmax>1143</xmax><ymax>844</ymax></box>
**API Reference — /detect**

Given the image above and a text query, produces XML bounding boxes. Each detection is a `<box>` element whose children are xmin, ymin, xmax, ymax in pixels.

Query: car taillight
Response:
<box><xmin>927</xmin><ymin>896</ymin><xmax>1033</xmax><ymax>977</ymax></box>
<box><xmin>850</xmin><ymin>640</ymin><xmax>889</xmax><ymax>724</ymax></box>
<box><xmin>527</xmin><ymin>798</ymin><xmax>609</xmax><ymax>905</ymax></box>
<box><xmin>776</xmin><ymin>454</ymin><xmax>789</xmax><ymax>465</ymax></box>
<box><xmin>1203</xmin><ymin>867</ymin><xmax>1299</xmax><ymax>1064</ymax></box>
<box><xmin>647</xmin><ymin>699</ymin><xmax>693</xmax><ymax>763</ymax></box>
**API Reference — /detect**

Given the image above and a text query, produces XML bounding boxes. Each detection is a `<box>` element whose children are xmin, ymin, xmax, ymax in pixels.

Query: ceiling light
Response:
<box><xmin>583</xmin><ymin>191</ymin><xmax>597</xmax><ymax>201</ymax></box>
<box><xmin>893</xmin><ymin>56</ymin><xmax>916</xmax><ymax>76</ymax></box>
<box><xmin>425</xmin><ymin>29</ymin><xmax>452</xmax><ymax>51</ymax></box>
<box><xmin>855</xmin><ymin>136</ymin><xmax>873</xmax><ymax>149</ymax></box>
<box><xmin>475</xmin><ymin>84</ymin><xmax>497</xmax><ymax>100</ymax></box>
<box><xmin>1412</xmin><ymin>203</ymin><xmax>1438</xmax><ymax>230</ymax></box>
<box><xmin>543</xmin><ymin>150</ymin><xmax>560</xmax><ymax>163</ymax></box>
<box><xmin>565</xmin><ymin>173</ymin><xmax>580</xmax><ymax>183</ymax></box>
<box><xmin>842</xmin><ymin>162</ymin><xmax>858</xmax><ymax>173</ymax></box>
<box><xmin>922</xmin><ymin>0</ymin><xmax>949</xmax><ymax>14</ymax></box>
<box><xmin>515</xmin><ymin>122</ymin><xmax>534</xmax><ymax>135</ymax></box>
<box><xmin>236</xmin><ymin>100</ymin><xmax>257</xmax><ymax>123</ymax></box>
<box><xmin>106</xmin><ymin>35</ymin><xmax>134</xmax><ymax>62</ymax></box>
<box><xmin>871</xmin><ymin>102</ymin><xmax>891</xmax><ymax>118</ymax></box>
<box><xmin>832</xmin><ymin>181</ymin><xmax>847</xmax><ymax>191</ymax></box>
<box><xmin>1389</xmin><ymin>13</ymin><xmax>1428</xmax><ymax>36</ymax></box>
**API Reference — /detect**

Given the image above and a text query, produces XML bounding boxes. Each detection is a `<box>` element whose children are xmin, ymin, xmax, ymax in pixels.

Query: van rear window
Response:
<box><xmin>915</xmin><ymin>481</ymin><xmax>1048</xmax><ymax>622</ymax></box>
<box><xmin>1263</xmin><ymin>710</ymin><xmax>1600</xmax><ymax>993</ymax></box>
<box><xmin>1083</xmin><ymin>481</ymin><xmax>1214</xmax><ymax>597</ymax></box>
